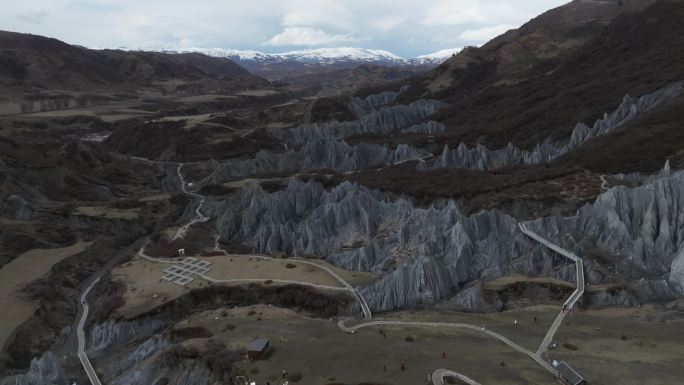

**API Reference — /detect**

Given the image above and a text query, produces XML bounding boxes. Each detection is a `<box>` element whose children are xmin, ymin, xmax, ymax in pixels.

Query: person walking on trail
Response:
<box><xmin>400</xmin><ymin>362</ymin><xmax>406</xmax><ymax>371</ymax></box>
<box><xmin>442</xmin><ymin>352</ymin><xmax>447</xmax><ymax>359</ymax></box>
<box><xmin>282</xmin><ymin>369</ymin><xmax>288</xmax><ymax>379</ymax></box>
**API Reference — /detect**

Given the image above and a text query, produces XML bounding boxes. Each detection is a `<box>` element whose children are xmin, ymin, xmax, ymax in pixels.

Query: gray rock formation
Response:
<box><xmin>175</xmin><ymin>366</ymin><xmax>210</xmax><ymax>385</ymax></box>
<box><xmin>189</xmin><ymin>90</ymin><xmax>446</xmax><ymax>186</ymax></box>
<box><xmin>526</xmin><ymin>168</ymin><xmax>684</xmax><ymax>301</ymax></box>
<box><xmin>401</xmin><ymin>121</ymin><xmax>446</xmax><ymax>135</ymax></box>
<box><xmin>109</xmin><ymin>361</ymin><xmax>169</xmax><ymax>385</ymax></box>
<box><xmin>199</xmin><ymin>140</ymin><xmax>422</xmax><ymax>185</ymax></box>
<box><xmin>348</xmin><ymin>86</ymin><xmax>408</xmax><ymax>117</ymax></box>
<box><xmin>205</xmin><ymin>168</ymin><xmax>684</xmax><ymax>311</ymax></box>
<box><xmin>271</xmin><ymin>99</ymin><xmax>446</xmax><ymax>145</ymax></box>
<box><xmin>205</xmin><ymin>180</ymin><xmax>552</xmax><ymax>310</ymax></box>
<box><xmin>0</xmin><ymin>195</ymin><xmax>34</xmax><ymax>221</ymax></box>
<box><xmin>88</xmin><ymin>318</ymin><xmax>168</xmax><ymax>353</ymax></box>
<box><xmin>0</xmin><ymin>352</ymin><xmax>67</xmax><ymax>385</ymax></box>
<box><xmin>419</xmin><ymin>81</ymin><xmax>684</xmax><ymax>171</ymax></box>
<box><xmin>102</xmin><ymin>335</ymin><xmax>171</xmax><ymax>380</ymax></box>
<box><xmin>108</xmin><ymin>362</ymin><xmax>210</xmax><ymax>385</ymax></box>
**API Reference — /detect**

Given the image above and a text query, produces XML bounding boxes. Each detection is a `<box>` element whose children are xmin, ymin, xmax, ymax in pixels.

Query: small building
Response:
<box><xmin>247</xmin><ymin>338</ymin><xmax>270</xmax><ymax>360</ymax></box>
<box><xmin>557</xmin><ymin>361</ymin><xmax>587</xmax><ymax>385</ymax></box>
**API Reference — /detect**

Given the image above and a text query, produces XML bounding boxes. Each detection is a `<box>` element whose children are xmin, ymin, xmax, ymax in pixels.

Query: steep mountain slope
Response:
<box><xmin>0</xmin><ymin>31</ymin><xmax>267</xmax><ymax>98</ymax></box>
<box><xmin>279</xmin><ymin>64</ymin><xmax>424</xmax><ymax>96</ymax></box>
<box><xmin>389</xmin><ymin>0</ymin><xmax>684</xmax><ymax>150</ymax></box>
<box><xmin>417</xmin><ymin>0</ymin><xmax>655</xmax><ymax>96</ymax></box>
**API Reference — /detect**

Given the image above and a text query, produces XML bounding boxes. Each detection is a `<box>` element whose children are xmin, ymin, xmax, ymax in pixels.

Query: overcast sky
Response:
<box><xmin>3</xmin><ymin>0</ymin><xmax>568</xmax><ymax>57</ymax></box>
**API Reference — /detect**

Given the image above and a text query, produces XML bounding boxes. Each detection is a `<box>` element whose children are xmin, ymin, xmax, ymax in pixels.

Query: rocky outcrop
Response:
<box><xmin>102</xmin><ymin>335</ymin><xmax>171</xmax><ymax>380</ymax></box>
<box><xmin>272</xmin><ymin>99</ymin><xmax>445</xmax><ymax>145</ymax></box>
<box><xmin>108</xmin><ymin>363</ymin><xmax>209</xmax><ymax>385</ymax></box>
<box><xmin>419</xmin><ymin>81</ymin><xmax>684</xmax><ymax>171</ymax></box>
<box><xmin>88</xmin><ymin>318</ymin><xmax>168</xmax><ymax>353</ymax></box>
<box><xmin>109</xmin><ymin>360</ymin><xmax>169</xmax><ymax>385</ymax></box>
<box><xmin>205</xmin><ymin>180</ymin><xmax>552</xmax><ymax>310</ymax></box>
<box><xmin>0</xmin><ymin>195</ymin><xmax>34</xmax><ymax>221</ymax></box>
<box><xmin>401</xmin><ymin>121</ymin><xmax>446</xmax><ymax>135</ymax></box>
<box><xmin>199</xmin><ymin>140</ymin><xmax>422</xmax><ymax>185</ymax></box>
<box><xmin>206</xmin><ymin>168</ymin><xmax>684</xmax><ymax>311</ymax></box>
<box><xmin>189</xmin><ymin>91</ymin><xmax>445</xmax><ymax>185</ymax></box>
<box><xmin>527</xmin><ymin>168</ymin><xmax>684</xmax><ymax>301</ymax></box>
<box><xmin>174</xmin><ymin>366</ymin><xmax>210</xmax><ymax>385</ymax></box>
<box><xmin>348</xmin><ymin>86</ymin><xmax>408</xmax><ymax>117</ymax></box>
<box><xmin>0</xmin><ymin>352</ymin><xmax>67</xmax><ymax>385</ymax></box>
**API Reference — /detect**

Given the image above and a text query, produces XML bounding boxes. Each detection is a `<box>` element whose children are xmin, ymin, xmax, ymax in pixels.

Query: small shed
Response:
<box><xmin>557</xmin><ymin>361</ymin><xmax>587</xmax><ymax>385</ymax></box>
<box><xmin>247</xmin><ymin>338</ymin><xmax>270</xmax><ymax>360</ymax></box>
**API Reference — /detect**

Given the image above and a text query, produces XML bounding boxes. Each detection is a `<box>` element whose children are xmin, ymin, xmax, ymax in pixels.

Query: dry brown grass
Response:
<box><xmin>111</xmin><ymin>252</ymin><xmax>375</xmax><ymax>318</ymax></box>
<box><xmin>0</xmin><ymin>241</ymin><xmax>91</xmax><ymax>349</ymax></box>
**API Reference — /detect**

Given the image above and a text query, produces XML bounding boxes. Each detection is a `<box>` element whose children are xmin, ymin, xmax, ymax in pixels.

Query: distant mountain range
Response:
<box><xmin>125</xmin><ymin>46</ymin><xmax>463</xmax><ymax>80</ymax></box>
<box><xmin>134</xmin><ymin>46</ymin><xmax>462</xmax><ymax>65</ymax></box>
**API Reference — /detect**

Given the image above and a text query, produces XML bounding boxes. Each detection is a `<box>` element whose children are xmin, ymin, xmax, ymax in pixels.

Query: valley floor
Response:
<box><xmin>174</xmin><ymin>302</ymin><xmax>683</xmax><ymax>385</ymax></box>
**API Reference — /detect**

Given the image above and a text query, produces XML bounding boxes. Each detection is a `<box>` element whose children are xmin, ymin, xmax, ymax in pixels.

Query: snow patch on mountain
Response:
<box><xmin>413</xmin><ymin>47</ymin><xmax>463</xmax><ymax>64</ymax></box>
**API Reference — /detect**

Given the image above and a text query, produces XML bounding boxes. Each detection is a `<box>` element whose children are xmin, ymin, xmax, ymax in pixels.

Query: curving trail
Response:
<box><xmin>76</xmin><ymin>278</ymin><xmax>102</xmax><ymax>385</ymax></box>
<box><xmin>137</xmin><ymin>163</ymin><xmax>372</xmax><ymax>319</ymax></box>
<box><xmin>337</xmin><ymin>319</ymin><xmax>557</xmax><ymax>382</ymax></box>
<box><xmin>211</xmin><ymin>236</ymin><xmax>373</xmax><ymax>319</ymax></box>
<box><xmin>340</xmin><ymin>222</ymin><xmax>585</xmax><ymax>384</ymax></box>
<box><xmin>131</xmin><ymin>158</ymin><xmax>592</xmax><ymax>385</ymax></box>
<box><xmin>198</xmin><ymin>275</ymin><xmax>350</xmax><ymax>292</ymax></box>
<box><xmin>600</xmin><ymin>174</ymin><xmax>609</xmax><ymax>192</ymax></box>
<box><xmin>173</xmin><ymin>163</ymin><xmax>209</xmax><ymax>240</ymax></box>
<box><xmin>137</xmin><ymin>241</ymin><xmax>181</xmax><ymax>264</ymax></box>
<box><xmin>432</xmin><ymin>369</ymin><xmax>482</xmax><ymax>385</ymax></box>
<box><xmin>518</xmin><ymin>222</ymin><xmax>585</xmax><ymax>356</ymax></box>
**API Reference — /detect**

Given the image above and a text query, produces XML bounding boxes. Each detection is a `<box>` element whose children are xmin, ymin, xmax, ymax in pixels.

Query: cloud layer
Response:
<box><xmin>265</xmin><ymin>27</ymin><xmax>362</xmax><ymax>46</ymax></box>
<box><xmin>2</xmin><ymin>0</ymin><xmax>567</xmax><ymax>57</ymax></box>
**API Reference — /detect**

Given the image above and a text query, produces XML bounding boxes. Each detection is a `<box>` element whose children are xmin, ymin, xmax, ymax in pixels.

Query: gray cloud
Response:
<box><xmin>264</xmin><ymin>27</ymin><xmax>365</xmax><ymax>46</ymax></box>
<box><xmin>16</xmin><ymin>11</ymin><xmax>49</xmax><ymax>24</ymax></box>
<box><xmin>1</xmin><ymin>0</ymin><xmax>567</xmax><ymax>57</ymax></box>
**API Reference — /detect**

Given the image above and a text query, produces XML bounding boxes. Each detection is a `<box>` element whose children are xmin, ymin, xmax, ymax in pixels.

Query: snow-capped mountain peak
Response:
<box><xmin>278</xmin><ymin>47</ymin><xmax>404</xmax><ymax>63</ymax></box>
<box><xmin>126</xmin><ymin>46</ymin><xmax>461</xmax><ymax>66</ymax></box>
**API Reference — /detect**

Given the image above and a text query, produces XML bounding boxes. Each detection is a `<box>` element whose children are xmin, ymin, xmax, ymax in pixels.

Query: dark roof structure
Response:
<box><xmin>248</xmin><ymin>338</ymin><xmax>270</xmax><ymax>352</ymax></box>
<box><xmin>557</xmin><ymin>361</ymin><xmax>586</xmax><ymax>385</ymax></box>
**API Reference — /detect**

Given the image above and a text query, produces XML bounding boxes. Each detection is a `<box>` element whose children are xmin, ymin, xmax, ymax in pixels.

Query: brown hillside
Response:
<box><xmin>0</xmin><ymin>30</ymin><xmax>267</xmax><ymax>95</ymax></box>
